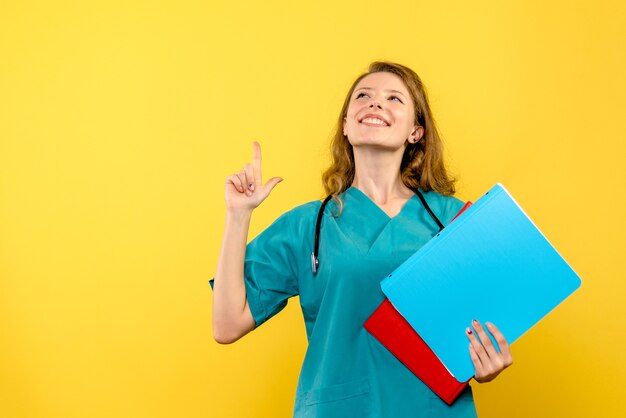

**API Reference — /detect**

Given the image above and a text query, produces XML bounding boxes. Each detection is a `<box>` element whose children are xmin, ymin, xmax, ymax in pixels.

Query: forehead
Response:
<box><xmin>354</xmin><ymin>72</ymin><xmax>409</xmax><ymax>94</ymax></box>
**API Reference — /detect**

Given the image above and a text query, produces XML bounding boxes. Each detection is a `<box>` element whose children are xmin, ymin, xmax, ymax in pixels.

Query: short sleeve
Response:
<box><xmin>209</xmin><ymin>212</ymin><xmax>300</xmax><ymax>328</ymax></box>
<box><xmin>443</xmin><ymin>195</ymin><xmax>468</xmax><ymax>225</ymax></box>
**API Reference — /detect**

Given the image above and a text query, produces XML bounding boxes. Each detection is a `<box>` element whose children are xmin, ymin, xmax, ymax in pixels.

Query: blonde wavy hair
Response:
<box><xmin>322</xmin><ymin>62</ymin><xmax>456</xmax><ymax>209</ymax></box>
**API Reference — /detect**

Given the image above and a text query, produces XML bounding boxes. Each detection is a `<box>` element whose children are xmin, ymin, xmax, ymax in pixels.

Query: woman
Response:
<box><xmin>212</xmin><ymin>62</ymin><xmax>513</xmax><ymax>417</ymax></box>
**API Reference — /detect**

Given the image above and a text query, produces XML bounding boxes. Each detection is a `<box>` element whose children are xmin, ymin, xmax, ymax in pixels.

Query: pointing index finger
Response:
<box><xmin>252</xmin><ymin>141</ymin><xmax>262</xmax><ymax>184</ymax></box>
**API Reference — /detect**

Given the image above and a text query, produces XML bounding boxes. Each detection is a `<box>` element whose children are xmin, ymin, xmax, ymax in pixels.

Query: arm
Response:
<box><xmin>212</xmin><ymin>208</ymin><xmax>256</xmax><ymax>344</ymax></box>
<box><xmin>212</xmin><ymin>142</ymin><xmax>283</xmax><ymax>344</ymax></box>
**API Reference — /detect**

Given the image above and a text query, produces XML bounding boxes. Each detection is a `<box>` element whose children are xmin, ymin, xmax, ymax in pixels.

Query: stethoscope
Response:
<box><xmin>311</xmin><ymin>189</ymin><xmax>445</xmax><ymax>274</ymax></box>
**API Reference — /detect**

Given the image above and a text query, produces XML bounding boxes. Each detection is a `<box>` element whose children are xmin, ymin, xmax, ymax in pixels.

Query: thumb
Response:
<box><xmin>264</xmin><ymin>177</ymin><xmax>283</xmax><ymax>193</ymax></box>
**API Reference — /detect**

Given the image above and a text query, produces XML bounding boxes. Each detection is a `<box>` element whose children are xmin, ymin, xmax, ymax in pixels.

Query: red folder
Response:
<box><xmin>363</xmin><ymin>201</ymin><xmax>472</xmax><ymax>405</ymax></box>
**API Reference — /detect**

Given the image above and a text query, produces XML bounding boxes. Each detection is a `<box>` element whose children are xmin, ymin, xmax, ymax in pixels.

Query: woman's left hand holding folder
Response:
<box><xmin>466</xmin><ymin>320</ymin><xmax>513</xmax><ymax>383</ymax></box>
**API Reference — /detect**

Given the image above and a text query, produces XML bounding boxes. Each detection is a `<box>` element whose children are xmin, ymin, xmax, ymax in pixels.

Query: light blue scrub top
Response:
<box><xmin>213</xmin><ymin>187</ymin><xmax>478</xmax><ymax>418</ymax></box>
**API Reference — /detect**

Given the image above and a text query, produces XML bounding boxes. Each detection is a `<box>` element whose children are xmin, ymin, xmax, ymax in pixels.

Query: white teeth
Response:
<box><xmin>362</xmin><ymin>117</ymin><xmax>388</xmax><ymax>126</ymax></box>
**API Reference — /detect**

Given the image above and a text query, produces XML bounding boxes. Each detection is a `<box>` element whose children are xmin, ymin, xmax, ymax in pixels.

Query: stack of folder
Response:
<box><xmin>364</xmin><ymin>184</ymin><xmax>581</xmax><ymax>404</ymax></box>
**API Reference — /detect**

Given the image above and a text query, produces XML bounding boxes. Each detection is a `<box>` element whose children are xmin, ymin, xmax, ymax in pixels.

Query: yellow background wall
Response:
<box><xmin>1</xmin><ymin>1</ymin><xmax>625</xmax><ymax>417</ymax></box>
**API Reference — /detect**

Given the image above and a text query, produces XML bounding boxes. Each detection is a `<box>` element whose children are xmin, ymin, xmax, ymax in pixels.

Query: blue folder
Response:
<box><xmin>380</xmin><ymin>183</ymin><xmax>581</xmax><ymax>382</ymax></box>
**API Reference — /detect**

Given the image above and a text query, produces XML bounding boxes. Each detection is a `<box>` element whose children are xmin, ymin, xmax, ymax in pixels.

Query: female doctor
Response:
<box><xmin>212</xmin><ymin>62</ymin><xmax>513</xmax><ymax>417</ymax></box>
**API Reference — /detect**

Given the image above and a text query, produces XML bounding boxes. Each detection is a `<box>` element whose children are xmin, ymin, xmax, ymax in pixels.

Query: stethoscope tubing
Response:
<box><xmin>311</xmin><ymin>190</ymin><xmax>444</xmax><ymax>275</ymax></box>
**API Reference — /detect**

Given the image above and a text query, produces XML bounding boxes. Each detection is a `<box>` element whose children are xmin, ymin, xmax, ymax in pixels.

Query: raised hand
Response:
<box><xmin>224</xmin><ymin>141</ymin><xmax>283</xmax><ymax>212</ymax></box>
<box><xmin>466</xmin><ymin>320</ymin><xmax>513</xmax><ymax>383</ymax></box>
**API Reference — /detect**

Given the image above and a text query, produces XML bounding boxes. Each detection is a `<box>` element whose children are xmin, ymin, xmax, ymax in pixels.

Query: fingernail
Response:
<box><xmin>466</xmin><ymin>327</ymin><xmax>473</xmax><ymax>335</ymax></box>
<box><xmin>249</xmin><ymin>183</ymin><xmax>254</xmax><ymax>191</ymax></box>
<box><xmin>472</xmin><ymin>319</ymin><xmax>479</xmax><ymax>326</ymax></box>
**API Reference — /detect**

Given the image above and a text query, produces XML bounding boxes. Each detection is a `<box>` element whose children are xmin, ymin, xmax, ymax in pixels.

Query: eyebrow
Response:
<box><xmin>355</xmin><ymin>87</ymin><xmax>407</xmax><ymax>97</ymax></box>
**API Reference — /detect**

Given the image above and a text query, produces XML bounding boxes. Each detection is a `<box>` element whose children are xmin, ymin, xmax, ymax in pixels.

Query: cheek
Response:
<box><xmin>345</xmin><ymin>105</ymin><xmax>358</xmax><ymax>119</ymax></box>
<box><xmin>344</xmin><ymin>108</ymin><xmax>359</xmax><ymax>129</ymax></box>
<box><xmin>392</xmin><ymin>108</ymin><xmax>413</xmax><ymax>128</ymax></box>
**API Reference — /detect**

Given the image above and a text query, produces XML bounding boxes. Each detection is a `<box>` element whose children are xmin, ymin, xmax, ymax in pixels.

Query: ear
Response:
<box><xmin>342</xmin><ymin>117</ymin><xmax>347</xmax><ymax>136</ymax></box>
<box><xmin>410</xmin><ymin>126</ymin><xmax>424</xmax><ymax>143</ymax></box>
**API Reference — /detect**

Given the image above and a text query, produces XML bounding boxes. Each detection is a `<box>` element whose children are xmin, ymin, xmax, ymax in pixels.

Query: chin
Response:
<box><xmin>351</xmin><ymin>140</ymin><xmax>405</xmax><ymax>152</ymax></box>
<box><xmin>351</xmin><ymin>134</ymin><xmax>387</xmax><ymax>144</ymax></box>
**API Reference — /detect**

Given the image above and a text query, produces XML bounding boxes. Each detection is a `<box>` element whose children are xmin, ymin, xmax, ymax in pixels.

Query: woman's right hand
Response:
<box><xmin>224</xmin><ymin>141</ymin><xmax>283</xmax><ymax>212</ymax></box>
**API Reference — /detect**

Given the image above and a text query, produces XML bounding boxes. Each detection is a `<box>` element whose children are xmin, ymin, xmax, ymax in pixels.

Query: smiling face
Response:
<box><xmin>343</xmin><ymin>72</ymin><xmax>423</xmax><ymax>151</ymax></box>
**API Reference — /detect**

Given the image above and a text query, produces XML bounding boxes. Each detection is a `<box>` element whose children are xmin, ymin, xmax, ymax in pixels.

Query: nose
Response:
<box><xmin>369</xmin><ymin>101</ymin><xmax>382</xmax><ymax>109</ymax></box>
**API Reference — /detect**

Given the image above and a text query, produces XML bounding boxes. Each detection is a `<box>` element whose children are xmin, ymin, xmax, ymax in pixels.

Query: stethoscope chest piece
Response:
<box><xmin>311</xmin><ymin>252</ymin><xmax>320</xmax><ymax>275</ymax></box>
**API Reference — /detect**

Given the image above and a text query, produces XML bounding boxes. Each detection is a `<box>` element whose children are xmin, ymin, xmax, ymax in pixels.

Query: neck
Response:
<box><xmin>351</xmin><ymin>146</ymin><xmax>413</xmax><ymax>205</ymax></box>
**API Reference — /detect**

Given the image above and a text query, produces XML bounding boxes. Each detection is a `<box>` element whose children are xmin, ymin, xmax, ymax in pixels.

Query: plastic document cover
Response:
<box><xmin>380</xmin><ymin>183</ymin><xmax>582</xmax><ymax>382</ymax></box>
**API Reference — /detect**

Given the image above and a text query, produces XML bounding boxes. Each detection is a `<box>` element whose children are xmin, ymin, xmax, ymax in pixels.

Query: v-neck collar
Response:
<box><xmin>329</xmin><ymin>187</ymin><xmax>422</xmax><ymax>256</ymax></box>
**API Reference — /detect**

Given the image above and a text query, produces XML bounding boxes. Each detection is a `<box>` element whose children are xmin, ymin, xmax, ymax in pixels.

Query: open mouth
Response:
<box><xmin>360</xmin><ymin>116</ymin><xmax>389</xmax><ymax>127</ymax></box>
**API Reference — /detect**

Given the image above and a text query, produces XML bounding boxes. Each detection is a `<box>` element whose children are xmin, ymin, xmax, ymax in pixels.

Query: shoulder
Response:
<box><xmin>247</xmin><ymin>199</ymin><xmax>321</xmax><ymax>258</ymax></box>
<box><xmin>266</xmin><ymin>198</ymin><xmax>324</xmax><ymax>235</ymax></box>
<box><xmin>420</xmin><ymin>190</ymin><xmax>466</xmax><ymax>224</ymax></box>
<box><xmin>284</xmin><ymin>199</ymin><xmax>324</xmax><ymax>218</ymax></box>
<box><xmin>281</xmin><ymin>199</ymin><xmax>324</xmax><ymax>227</ymax></box>
<box><xmin>245</xmin><ymin>201</ymin><xmax>319</xmax><ymax>258</ymax></box>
